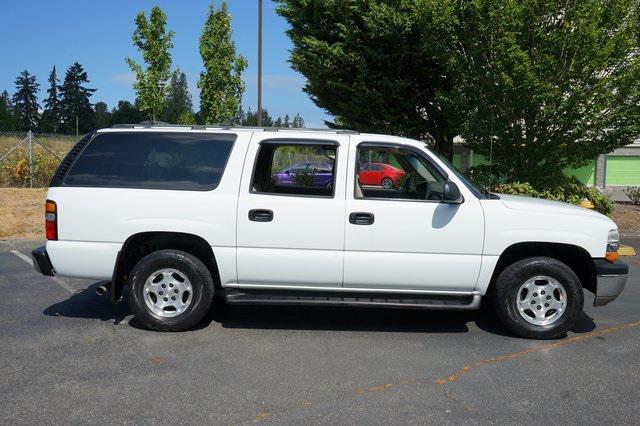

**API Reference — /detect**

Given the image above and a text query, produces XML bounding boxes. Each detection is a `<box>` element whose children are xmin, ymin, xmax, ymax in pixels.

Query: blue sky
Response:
<box><xmin>0</xmin><ymin>0</ymin><xmax>330</xmax><ymax>127</ymax></box>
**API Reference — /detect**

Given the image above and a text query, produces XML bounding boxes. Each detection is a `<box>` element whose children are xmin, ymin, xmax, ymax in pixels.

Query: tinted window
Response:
<box><xmin>65</xmin><ymin>132</ymin><xmax>235</xmax><ymax>190</ymax></box>
<box><xmin>252</xmin><ymin>142</ymin><xmax>337</xmax><ymax>197</ymax></box>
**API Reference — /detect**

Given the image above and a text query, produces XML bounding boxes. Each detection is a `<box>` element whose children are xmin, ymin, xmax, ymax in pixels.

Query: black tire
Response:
<box><xmin>381</xmin><ymin>177</ymin><xmax>394</xmax><ymax>189</ymax></box>
<box><xmin>128</xmin><ymin>250</ymin><xmax>214</xmax><ymax>331</ymax></box>
<box><xmin>494</xmin><ymin>256</ymin><xmax>583</xmax><ymax>339</ymax></box>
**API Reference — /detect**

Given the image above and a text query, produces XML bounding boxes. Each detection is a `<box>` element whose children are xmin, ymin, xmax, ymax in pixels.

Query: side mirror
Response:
<box><xmin>442</xmin><ymin>181</ymin><xmax>463</xmax><ymax>204</ymax></box>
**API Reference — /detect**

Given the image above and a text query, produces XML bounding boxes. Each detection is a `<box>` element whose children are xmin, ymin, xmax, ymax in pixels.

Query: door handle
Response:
<box><xmin>349</xmin><ymin>212</ymin><xmax>374</xmax><ymax>225</ymax></box>
<box><xmin>248</xmin><ymin>209</ymin><xmax>273</xmax><ymax>222</ymax></box>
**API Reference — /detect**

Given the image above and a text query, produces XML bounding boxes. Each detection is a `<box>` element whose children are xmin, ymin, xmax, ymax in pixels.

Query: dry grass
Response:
<box><xmin>0</xmin><ymin>188</ymin><xmax>47</xmax><ymax>240</ymax></box>
<box><xmin>1</xmin><ymin>188</ymin><xmax>639</xmax><ymax>241</ymax></box>
<box><xmin>0</xmin><ymin>135</ymin><xmax>75</xmax><ymax>156</ymax></box>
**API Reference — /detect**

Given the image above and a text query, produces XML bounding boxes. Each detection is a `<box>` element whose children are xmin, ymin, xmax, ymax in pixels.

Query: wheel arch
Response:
<box><xmin>486</xmin><ymin>242</ymin><xmax>596</xmax><ymax>296</ymax></box>
<box><xmin>111</xmin><ymin>231</ymin><xmax>220</xmax><ymax>303</ymax></box>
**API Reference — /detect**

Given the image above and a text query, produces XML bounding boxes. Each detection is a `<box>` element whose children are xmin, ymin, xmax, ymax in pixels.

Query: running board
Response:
<box><xmin>220</xmin><ymin>289</ymin><xmax>481</xmax><ymax>311</ymax></box>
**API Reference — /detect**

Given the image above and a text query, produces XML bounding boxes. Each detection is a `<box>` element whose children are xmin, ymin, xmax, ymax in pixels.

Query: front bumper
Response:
<box><xmin>593</xmin><ymin>259</ymin><xmax>628</xmax><ymax>306</ymax></box>
<box><xmin>31</xmin><ymin>246</ymin><xmax>55</xmax><ymax>276</ymax></box>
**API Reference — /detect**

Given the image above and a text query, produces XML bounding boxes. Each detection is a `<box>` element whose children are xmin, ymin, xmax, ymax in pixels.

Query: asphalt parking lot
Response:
<box><xmin>1</xmin><ymin>240</ymin><xmax>639</xmax><ymax>424</ymax></box>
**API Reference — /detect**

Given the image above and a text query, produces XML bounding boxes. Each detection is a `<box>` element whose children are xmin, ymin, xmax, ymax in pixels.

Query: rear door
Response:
<box><xmin>236</xmin><ymin>132</ymin><xmax>349</xmax><ymax>288</ymax></box>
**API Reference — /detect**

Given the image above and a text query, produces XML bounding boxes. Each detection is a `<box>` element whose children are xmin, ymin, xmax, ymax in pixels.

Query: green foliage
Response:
<box><xmin>0</xmin><ymin>90</ymin><xmax>16</xmax><ymax>131</ymax></box>
<box><xmin>1</xmin><ymin>150</ymin><xmax>58</xmax><ymax>187</ymax></box>
<box><xmin>126</xmin><ymin>6</ymin><xmax>175</xmax><ymax>122</ymax></box>
<box><xmin>163</xmin><ymin>71</ymin><xmax>193</xmax><ymax>124</ymax></box>
<box><xmin>292</xmin><ymin>168</ymin><xmax>315</xmax><ymax>186</ymax></box>
<box><xmin>198</xmin><ymin>2</ymin><xmax>247</xmax><ymax>124</ymax></box>
<box><xmin>58</xmin><ymin>62</ymin><xmax>96</xmax><ymax>134</ymax></box>
<box><xmin>492</xmin><ymin>180</ymin><xmax>614</xmax><ymax>216</ymax></box>
<box><xmin>40</xmin><ymin>66</ymin><xmax>60</xmax><ymax>133</ymax></box>
<box><xmin>417</xmin><ymin>0</ymin><xmax>640</xmax><ymax>182</ymax></box>
<box><xmin>276</xmin><ymin>0</ymin><xmax>454</xmax><ymax>156</ymax></box>
<box><xmin>624</xmin><ymin>186</ymin><xmax>640</xmax><ymax>205</ymax></box>
<box><xmin>12</xmin><ymin>70</ymin><xmax>40</xmax><ymax>130</ymax></box>
<box><xmin>109</xmin><ymin>100</ymin><xmax>146</xmax><ymax>125</ymax></box>
<box><xmin>94</xmin><ymin>101</ymin><xmax>111</xmax><ymax>129</ymax></box>
<box><xmin>177</xmin><ymin>110</ymin><xmax>196</xmax><ymax>125</ymax></box>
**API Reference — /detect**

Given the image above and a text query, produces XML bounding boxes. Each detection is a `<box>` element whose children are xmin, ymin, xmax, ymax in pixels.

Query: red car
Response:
<box><xmin>359</xmin><ymin>163</ymin><xmax>406</xmax><ymax>188</ymax></box>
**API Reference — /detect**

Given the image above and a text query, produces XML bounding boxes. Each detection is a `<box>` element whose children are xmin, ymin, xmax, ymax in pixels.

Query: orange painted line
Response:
<box><xmin>434</xmin><ymin>320</ymin><xmax>640</xmax><ymax>385</ymax></box>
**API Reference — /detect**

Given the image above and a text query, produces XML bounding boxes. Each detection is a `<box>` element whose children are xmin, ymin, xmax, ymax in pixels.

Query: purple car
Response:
<box><xmin>272</xmin><ymin>162</ymin><xmax>334</xmax><ymax>188</ymax></box>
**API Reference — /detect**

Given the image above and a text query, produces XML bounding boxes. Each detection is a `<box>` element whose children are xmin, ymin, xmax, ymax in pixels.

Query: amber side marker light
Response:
<box><xmin>45</xmin><ymin>200</ymin><xmax>57</xmax><ymax>240</ymax></box>
<box><xmin>605</xmin><ymin>251</ymin><xmax>618</xmax><ymax>262</ymax></box>
<box><xmin>605</xmin><ymin>229</ymin><xmax>619</xmax><ymax>263</ymax></box>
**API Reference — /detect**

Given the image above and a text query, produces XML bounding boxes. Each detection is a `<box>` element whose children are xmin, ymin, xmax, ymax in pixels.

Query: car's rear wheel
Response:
<box><xmin>381</xmin><ymin>177</ymin><xmax>394</xmax><ymax>189</ymax></box>
<box><xmin>494</xmin><ymin>256</ymin><xmax>583</xmax><ymax>339</ymax></box>
<box><xmin>128</xmin><ymin>250</ymin><xmax>214</xmax><ymax>331</ymax></box>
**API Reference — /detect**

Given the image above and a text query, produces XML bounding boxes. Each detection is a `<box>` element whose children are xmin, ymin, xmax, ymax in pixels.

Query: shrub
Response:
<box><xmin>623</xmin><ymin>186</ymin><xmax>640</xmax><ymax>205</ymax></box>
<box><xmin>1</xmin><ymin>150</ymin><xmax>59</xmax><ymax>187</ymax></box>
<box><xmin>492</xmin><ymin>180</ymin><xmax>614</xmax><ymax>216</ymax></box>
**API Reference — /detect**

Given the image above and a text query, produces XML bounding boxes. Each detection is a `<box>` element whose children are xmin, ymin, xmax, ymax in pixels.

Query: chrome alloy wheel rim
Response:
<box><xmin>143</xmin><ymin>268</ymin><xmax>192</xmax><ymax>318</ymax></box>
<box><xmin>516</xmin><ymin>276</ymin><xmax>567</xmax><ymax>326</ymax></box>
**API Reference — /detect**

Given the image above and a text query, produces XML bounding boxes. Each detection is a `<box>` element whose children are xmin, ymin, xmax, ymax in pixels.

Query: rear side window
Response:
<box><xmin>64</xmin><ymin>132</ymin><xmax>235</xmax><ymax>190</ymax></box>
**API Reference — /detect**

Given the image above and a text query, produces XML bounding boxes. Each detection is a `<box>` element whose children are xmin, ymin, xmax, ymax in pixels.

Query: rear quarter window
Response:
<box><xmin>63</xmin><ymin>132</ymin><xmax>235</xmax><ymax>190</ymax></box>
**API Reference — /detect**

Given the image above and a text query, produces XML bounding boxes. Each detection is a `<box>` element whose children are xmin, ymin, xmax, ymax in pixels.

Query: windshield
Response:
<box><xmin>427</xmin><ymin>148</ymin><xmax>488</xmax><ymax>199</ymax></box>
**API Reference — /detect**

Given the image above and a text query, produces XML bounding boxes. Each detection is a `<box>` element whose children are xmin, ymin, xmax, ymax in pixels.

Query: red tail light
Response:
<box><xmin>45</xmin><ymin>200</ymin><xmax>57</xmax><ymax>240</ymax></box>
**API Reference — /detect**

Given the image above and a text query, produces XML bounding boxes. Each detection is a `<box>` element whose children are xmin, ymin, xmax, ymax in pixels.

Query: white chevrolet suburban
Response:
<box><xmin>31</xmin><ymin>124</ymin><xmax>628</xmax><ymax>338</ymax></box>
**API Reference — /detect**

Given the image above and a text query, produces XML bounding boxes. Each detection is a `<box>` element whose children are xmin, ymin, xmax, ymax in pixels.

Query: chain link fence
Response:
<box><xmin>0</xmin><ymin>131</ymin><xmax>77</xmax><ymax>188</ymax></box>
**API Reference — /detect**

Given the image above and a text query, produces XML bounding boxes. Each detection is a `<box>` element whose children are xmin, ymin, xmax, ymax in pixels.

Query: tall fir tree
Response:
<box><xmin>198</xmin><ymin>1</ymin><xmax>247</xmax><ymax>124</ymax></box>
<box><xmin>0</xmin><ymin>90</ymin><xmax>16</xmax><ymax>131</ymax></box>
<box><xmin>126</xmin><ymin>6</ymin><xmax>175</xmax><ymax>122</ymax></box>
<box><xmin>59</xmin><ymin>62</ymin><xmax>96</xmax><ymax>135</ymax></box>
<box><xmin>163</xmin><ymin>71</ymin><xmax>193</xmax><ymax>123</ymax></box>
<box><xmin>12</xmin><ymin>70</ymin><xmax>40</xmax><ymax>131</ymax></box>
<box><xmin>292</xmin><ymin>113</ymin><xmax>304</xmax><ymax>128</ymax></box>
<box><xmin>283</xmin><ymin>114</ymin><xmax>290</xmax><ymax>128</ymax></box>
<box><xmin>40</xmin><ymin>66</ymin><xmax>61</xmax><ymax>133</ymax></box>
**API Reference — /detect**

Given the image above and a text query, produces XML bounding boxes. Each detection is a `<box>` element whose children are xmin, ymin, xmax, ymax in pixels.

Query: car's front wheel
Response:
<box><xmin>494</xmin><ymin>256</ymin><xmax>584</xmax><ymax>339</ymax></box>
<box><xmin>128</xmin><ymin>250</ymin><xmax>214</xmax><ymax>331</ymax></box>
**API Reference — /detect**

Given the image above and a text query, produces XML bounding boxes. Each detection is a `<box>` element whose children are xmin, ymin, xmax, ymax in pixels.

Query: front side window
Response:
<box><xmin>252</xmin><ymin>142</ymin><xmax>337</xmax><ymax>197</ymax></box>
<box><xmin>356</xmin><ymin>145</ymin><xmax>446</xmax><ymax>200</ymax></box>
<box><xmin>64</xmin><ymin>132</ymin><xmax>235</xmax><ymax>190</ymax></box>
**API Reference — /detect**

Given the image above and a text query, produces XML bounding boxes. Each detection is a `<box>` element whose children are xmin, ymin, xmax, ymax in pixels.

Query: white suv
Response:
<box><xmin>31</xmin><ymin>125</ymin><xmax>628</xmax><ymax>338</ymax></box>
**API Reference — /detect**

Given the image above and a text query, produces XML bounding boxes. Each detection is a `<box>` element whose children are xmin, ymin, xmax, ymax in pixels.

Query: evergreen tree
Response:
<box><xmin>283</xmin><ymin>113</ymin><xmax>291</xmax><ymax>128</ymax></box>
<box><xmin>163</xmin><ymin>71</ymin><xmax>193</xmax><ymax>123</ymax></box>
<box><xmin>40</xmin><ymin>66</ymin><xmax>61</xmax><ymax>133</ymax></box>
<box><xmin>110</xmin><ymin>100</ymin><xmax>146</xmax><ymax>125</ymax></box>
<box><xmin>94</xmin><ymin>101</ymin><xmax>111</xmax><ymax>129</ymax></box>
<box><xmin>59</xmin><ymin>62</ymin><xmax>96</xmax><ymax>135</ymax></box>
<box><xmin>236</xmin><ymin>105</ymin><xmax>246</xmax><ymax>124</ymax></box>
<box><xmin>0</xmin><ymin>90</ymin><xmax>15</xmax><ymax>131</ymax></box>
<box><xmin>12</xmin><ymin>70</ymin><xmax>40</xmax><ymax>131</ymax></box>
<box><xmin>126</xmin><ymin>6</ymin><xmax>175</xmax><ymax>122</ymax></box>
<box><xmin>274</xmin><ymin>116</ymin><xmax>283</xmax><ymax>127</ymax></box>
<box><xmin>177</xmin><ymin>111</ymin><xmax>196</xmax><ymax>125</ymax></box>
<box><xmin>198</xmin><ymin>1</ymin><xmax>247</xmax><ymax>124</ymax></box>
<box><xmin>292</xmin><ymin>113</ymin><xmax>304</xmax><ymax>128</ymax></box>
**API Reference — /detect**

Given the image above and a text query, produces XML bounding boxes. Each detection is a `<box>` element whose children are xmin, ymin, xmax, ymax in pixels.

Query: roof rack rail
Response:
<box><xmin>108</xmin><ymin>123</ymin><xmax>359</xmax><ymax>134</ymax></box>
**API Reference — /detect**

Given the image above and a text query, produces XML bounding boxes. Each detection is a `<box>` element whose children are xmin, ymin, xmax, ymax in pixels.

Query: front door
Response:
<box><xmin>236</xmin><ymin>134</ymin><xmax>349</xmax><ymax>288</ymax></box>
<box><xmin>343</xmin><ymin>136</ymin><xmax>485</xmax><ymax>292</ymax></box>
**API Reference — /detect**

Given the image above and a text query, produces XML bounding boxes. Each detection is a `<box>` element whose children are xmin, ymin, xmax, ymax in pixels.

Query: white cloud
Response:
<box><xmin>110</xmin><ymin>72</ymin><xmax>136</xmax><ymax>86</ymax></box>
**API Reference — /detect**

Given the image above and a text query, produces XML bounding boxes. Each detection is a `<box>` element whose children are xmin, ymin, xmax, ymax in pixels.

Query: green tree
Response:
<box><xmin>12</xmin><ymin>70</ymin><xmax>40</xmax><ymax>131</ymax></box>
<box><xmin>198</xmin><ymin>1</ymin><xmax>247</xmax><ymax>124</ymax></box>
<box><xmin>276</xmin><ymin>1</ymin><xmax>453</xmax><ymax>157</ymax></box>
<box><xmin>59</xmin><ymin>62</ymin><xmax>96</xmax><ymax>135</ymax></box>
<box><xmin>126</xmin><ymin>6</ymin><xmax>175</xmax><ymax>122</ymax></box>
<box><xmin>40</xmin><ymin>66</ymin><xmax>61</xmax><ymax>133</ymax></box>
<box><xmin>417</xmin><ymin>0</ymin><xmax>640</xmax><ymax>184</ymax></box>
<box><xmin>110</xmin><ymin>100</ymin><xmax>146</xmax><ymax>125</ymax></box>
<box><xmin>177</xmin><ymin>110</ymin><xmax>197</xmax><ymax>125</ymax></box>
<box><xmin>283</xmin><ymin>113</ymin><xmax>290</xmax><ymax>128</ymax></box>
<box><xmin>274</xmin><ymin>116</ymin><xmax>283</xmax><ymax>127</ymax></box>
<box><xmin>163</xmin><ymin>71</ymin><xmax>193</xmax><ymax>123</ymax></box>
<box><xmin>292</xmin><ymin>113</ymin><xmax>305</xmax><ymax>128</ymax></box>
<box><xmin>0</xmin><ymin>90</ymin><xmax>16</xmax><ymax>131</ymax></box>
<box><xmin>94</xmin><ymin>101</ymin><xmax>111</xmax><ymax>129</ymax></box>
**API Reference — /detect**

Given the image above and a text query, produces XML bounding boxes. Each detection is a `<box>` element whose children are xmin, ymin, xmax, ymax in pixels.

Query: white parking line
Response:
<box><xmin>10</xmin><ymin>250</ymin><xmax>76</xmax><ymax>294</ymax></box>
